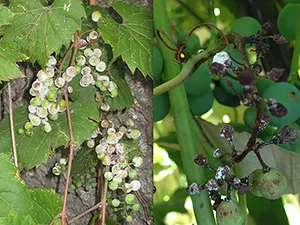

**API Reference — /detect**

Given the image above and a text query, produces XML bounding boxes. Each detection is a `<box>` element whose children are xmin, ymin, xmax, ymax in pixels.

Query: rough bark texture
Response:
<box><xmin>0</xmin><ymin>0</ymin><xmax>153</xmax><ymax>224</ymax></box>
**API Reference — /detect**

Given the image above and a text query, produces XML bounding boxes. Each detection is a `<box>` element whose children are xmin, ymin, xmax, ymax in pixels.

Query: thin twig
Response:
<box><xmin>68</xmin><ymin>202</ymin><xmax>102</xmax><ymax>223</ymax></box>
<box><xmin>61</xmin><ymin>32</ymin><xmax>78</xmax><ymax>225</ymax></box>
<box><xmin>58</xmin><ymin>43</ymin><xmax>75</xmax><ymax>76</ymax></box>
<box><xmin>100</xmin><ymin>166</ymin><xmax>109</xmax><ymax>225</ymax></box>
<box><xmin>8</xmin><ymin>82</ymin><xmax>18</xmax><ymax>167</ymax></box>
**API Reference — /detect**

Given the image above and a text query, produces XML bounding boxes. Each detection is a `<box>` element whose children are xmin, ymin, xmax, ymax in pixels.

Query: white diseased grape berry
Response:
<box><xmin>44</xmin><ymin>78</ymin><xmax>54</xmax><ymax>87</ymax></box>
<box><xmin>93</xmin><ymin>48</ymin><xmax>102</xmax><ymax>58</ymax></box>
<box><xmin>55</xmin><ymin>77</ymin><xmax>65</xmax><ymax>88</ymax></box>
<box><xmin>91</xmin><ymin>10</ymin><xmax>102</xmax><ymax>22</ymax></box>
<box><xmin>29</xmin><ymin>88</ymin><xmax>37</xmax><ymax>97</ymax></box>
<box><xmin>89</xmin><ymin>31</ymin><xmax>98</xmax><ymax>40</ymax></box>
<box><xmin>89</xmin><ymin>56</ymin><xmax>100</xmax><ymax>66</ymax></box>
<box><xmin>62</xmin><ymin>73</ymin><xmax>72</xmax><ymax>82</ymax></box>
<box><xmin>78</xmin><ymin>39</ymin><xmax>87</xmax><ymax>49</ymax></box>
<box><xmin>132</xmin><ymin>157</ymin><xmax>143</xmax><ymax>167</ymax></box>
<box><xmin>43</xmin><ymin>122</ymin><xmax>52</xmax><ymax>133</ymax></box>
<box><xmin>30</xmin><ymin>115</ymin><xmax>41</xmax><ymax>126</ymax></box>
<box><xmin>66</xmin><ymin>66</ymin><xmax>78</xmax><ymax>78</ymax></box>
<box><xmin>84</xmin><ymin>48</ymin><xmax>94</xmax><ymax>57</ymax></box>
<box><xmin>81</xmin><ymin>66</ymin><xmax>91</xmax><ymax>76</ymax></box>
<box><xmin>104</xmin><ymin>172</ymin><xmax>114</xmax><ymax>180</ymax></box>
<box><xmin>48</xmin><ymin>103</ymin><xmax>59</xmax><ymax>114</ymax></box>
<box><xmin>37</xmin><ymin>70</ymin><xmax>48</xmax><ymax>82</ymax></box>
<box><xmin>101</xmin><ymin>103</ymin><xmax>110</xmax><ymax>112</ymax></box>
<box><xmin>45</xmin><ymin>68</ymin><xmax>55</xmax><ymax>78</ymax></box>
<box><xmin>67</xmin><ymin>86</ymin><xmax>73</xmax><ymax>93</ymax></box>
<box><xmin>47</xmin><ymin>56</ymin><xmax>57</xmax><ymax>68</ymax></box>
<box><xmin>87</xmin><ymin>139</ymin><xmax>95</xmax><ymax>148</ymax></box>
<box><xmin>130</xmin><ymin>129</ymin><xmax>141</xmax><ymax>139</ymax></box>
<box><xmin>96</xmin><ymin>61</ymin><xmax>106</xmax><ymax>72</ymax></box>
<box><xmin>32</xmin><ymin>80</ymin><xmax>42</xmax><ymax>91</ymax></box>
<box><xmin>36</xmin><ymin>107</ymin><xmax>48</xmax><ymax>118</ymax></box>
<box><xmin>75</xmin><ymin>55</ymin><xmax>86</xmax><ymax>66</ymax></box>
<box><xmin>39</xmin><ymin>85</ymin><xmax>49</xmax><ymax>96</ymax></box>
<box><xmin>60</xmin><ymin>158</ymin><xmax>67</xmax><ymax>165</ymax></box>
<box><xmin>28</xmin><ymin>105</ymin><xmax>37</xmax><ymax>113</ymax></box>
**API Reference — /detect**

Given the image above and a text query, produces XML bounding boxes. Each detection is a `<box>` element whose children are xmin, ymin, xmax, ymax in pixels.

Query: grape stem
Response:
<box><xmin>100</xmin><ymin>165</ymin><xmax>109</xmax><ymax>225</ymax></box>
<box><xmin>61</xmin><ymin>32</ymin><xmax>78</xmax><ymax>225</ymax></box>
<box><xmin>68</xmin><ymin>202</ymin><xmax>102</xmax><ymax>223</ymax></box>
<box><xmin>8</xmin><ymin>82</ymin><xmax>18</xmax><ymax>168</ymax></box>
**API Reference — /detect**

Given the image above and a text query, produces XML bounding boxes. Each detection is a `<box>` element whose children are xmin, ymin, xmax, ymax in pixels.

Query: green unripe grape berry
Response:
<box><xmin>263</xmin><ymin>82</ymin><xmax>300</xmax><ymax>126</ymax></box>
<box><xmin>110</xmin><ymin>89</ymin><xmax>118</xmax><ymax>98</ymax></box>
<box><xmin>153</xmin><ymin>47</ymin><xmax>163</xmax><ymax>84</ymax></box>
<box><xmin>69</xmin><ymin>184</ymin><xmax>76</xmax><ymax>190</ymax></box>
<box><xmin>154</xmin><ymin>92</ymin><xmax>170</xmax><ymax>122</ymax></box>
<box><xmin>109</xmin><ymin>181</ymin><xmax>118</xmax><ymax>191</ymax></box>
<box><xmin>30</xmin><ymin>97</ymin><xmax>42</xmax><ymax>106</ymax></box>
<box><xmin>25</xmin><ymin>122</ymin><xmax>33</xmax><ymax>131</ymax></box>
<box><xmin>41</xmin><ymin>99</ymin><xmax>51</xmax><ymax>108</ymax></box>
<box><xmin>243</xmin><ymin>107</ymin><xmax>256</xmax><ymax>128</ymax></box>
<box><xmin>100</xmin><ymin>85</ymin><xmax>107</xmax><ymax>92</ymax></box>
<box><xmin>86</xmin><ymin>173</ymin><xmax>92</xmax><ymax>179</ymax></box>
<box><xmin>132</xmin><ymin>203</ymin><xmax>141</xmax><ymax>211</ymax></box>
<box><xmin>129</xmin><ymin>170</ymin><xmax>138</xmax><ymax>179</ymax></box>
<box><xmin>214</xmin><ymin>84</ymin><xmax>240</xmax><ymax>107</ymax></box>
<box><xmin>25</xmin><ymin>130</ymin><xmax>32</xmax><ymax>137</ymax></box>
<box><xmin>17</xmin><ymin>128</ymin><xmax>25</xmax><ymax>135</ymax></box>
<box><xmin>58</xmin><ymin>100</ymin><xmax>67</xmax><ymax>111</ymax></box>
<box><xmin>84</xmin><ymin>184</ymin><xmax>92</xmax><ymax>192</ymax></box>
<box><xmin>48</xmin><ymin>113</ymin><xmax>58</xmax><ymax>121</ymax></box>
<box><xmin>74</xmin><ymin>180</ymin><xmax>82</xmax><ymax>188</ymax></box>
<box><xmin>177</xmin><ymin>31</ymin><xmax>201</xmax><ymax>57</ymax></box>
<box><xmin>188</xmin><ymin>89</ymin><xmax>214</xmax><ymax>116</ymax></box>
<box><xmin>46</xmin><ymin>90</ymin><xmax>57</xmax><ymax>102</ymax></box>
<box><xmin>111</xmin><ymin>199</ymin><xmax>120</xmax><ymax>207</ymax></box>
<box><xmin>43</xmin><ymin>123</ymin><xmax>52</xmax><ymax>133</ymax></box>
<box><xmin>91</xmin><ymin>10</ymin><xmax>102</xmax><ymax>22</ymax></box>
<box><xmin>130</xmin><ymin>129</ymin><xmax>141</xmax><ymax>139</ymax></box>
<box><xmin>125</xmin><ymin>194</ymin><xmax>136</xmax><ymax>204</ymax></box>
<box><xmin>249</xmin><ymin>168</ymin><xmax>287</xmax><ymax>199</ymax></box>
<box><xmin>216</xmin><ymin>201</ymin><xmax>245</xmax><ymax>225</ymax></box>
<box><xmin>126</xmin><ymin>216</ymin><xmax>133</xmax><ymax>222</ymax></box>
<box><xmin>255</xmin><ymin>79</ymin><xmax>275</xmax><ymax>96</ymax></box>
<box><xmin>184</xmin><ymin>64</ymin><xmax>212</xmax><ymax>96</ymax></box>
<box><xmin>96</xmin><ymin>81</ymin><xmax>102</xmax><ymax>88</ymax></box>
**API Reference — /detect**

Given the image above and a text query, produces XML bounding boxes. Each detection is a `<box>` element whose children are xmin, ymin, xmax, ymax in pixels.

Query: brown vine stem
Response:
<box><xmin>61</xmin><ymin>32</ymin><xmax>78</xmax><ymax>225</ymax></box>
<box><xmin>8</xmin><ymin>82</ymin><xmax>18</xmax><ymax>167</ymax></box>
<box><xmin>100</xmin><ymin>165</ymin><xmax>109</xmax><ymax>225</ymax></box>
<box><xmin>58</xmin><ymin>42</ymin><xmax>75</xmax><ymax>76</ymax></box>
<box><xmin>89</xmin><ymin>0</ymin><xmax>97</xmax><ymax>5</ymax></box>
<box><xmin>68</xmin><ymin>202</ymin><xmax>102</xmax><ymax>224</ymax></box>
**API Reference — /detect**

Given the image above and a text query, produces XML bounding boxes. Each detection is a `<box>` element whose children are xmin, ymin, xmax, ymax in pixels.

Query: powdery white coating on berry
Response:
<box><xmin>213</xmin><ymin>148</ymin><xmax>222</xmax><ymax>158</ymax></box>
<box><xmin>81</xmin><ymin>66</ymin><xmax>92</xmax><ymax>76</ymax></box>
<box><xmin>206</xmin><ymin>178</ymin><xmax>219</xmax><ymax>191</ymax></box>
<box><xmin>130</xmin><ymin>180</ymin><xmax>141</xmax><ymax>191</ymax></box>
<box><xmin>132</xmin><ymin>157</ymin><xmax>143</xmax><ymax>167</ymax></box>
<box><xmin>107</xmin><ymin>128</ymin><xmax>116</xmax><ymax>135</ymax></box>
<box><xmin>60</xmin><ymin>158</ymin><xmax>67</xmax><ymax>165</ymax></box>
<box><xmin>93</xmin><ymin>48</ymin><xmax>102</xmax><ymax>58</ymax></box>
<box><xmin>78</xmin><ymin>39</ymin><xmax>87</xmax><ymax>49</ymax></box>
<box><xmin>215</xmin><ymin>165</ymin><xmax>231</xmax><ymax>180</ymax></box>
<box><xmin>45</xmin><ymin>68</ymin><xmax>55</xmax><ymax>78</ymax></box>
<box><xmin>104</xmin><ymin>172</ymin><xmax>114</xmax><ymax>180</ymax></box>
<box><xmin>233</xmin><ymin>177</ymin><xmax>241</xmax><ymax>184</ymax></box>
<box><xmin>212</xmin><ymin>51</ymin><xmax>232</xmax><ymax>67</ymax></box>
<box><xmin>101</xmin><ymin>103</ymin><xmax>110</xmax><ymax>112</ymax></box>
<box><xmin>89</xmin><ymin>31</ymin><xmax>99</xmax><ymax>40</ymax></box>
<box><xmin>96</xmin><ymin>61</ymin><xmax>107</xmax><ymax>72</ymax></box>
<box><xmin>187</xmin><ymin>182</ymin><xmax>202</xmax><ymax>195</ymax></box>
<box><xmin>47</xmin><ymin>56</ymin><xmax>57</xmax><ymax>68</ymax></box>
<box><xmin>95</xmin><ymin>142</ymin><xmax>108</xmax><ymax>154</ymax></box>
<box><xmin>55</xmin><ymin>77</ymin><xmax>65</xmax><ymax>88</ymax></box>
<box><xmin>84</xmin><ymin>48</ymin><xmax>94</xmax><ymax>57</ymax></box>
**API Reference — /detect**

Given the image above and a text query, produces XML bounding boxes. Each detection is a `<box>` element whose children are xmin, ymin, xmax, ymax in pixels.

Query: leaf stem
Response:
<box><xmin>8</xmin><ymin>82</ymin><xmax>18</xmax><ymax>167</ymax></box>
<box><xmin>68</xmin><ymin>202</ymin><xmax>102</xmax><ymax>223</ymax></box>
<box><xmin>234</xmin><ymin>166</ymin><xmax>248</xmax><ymax>225</ymax></box>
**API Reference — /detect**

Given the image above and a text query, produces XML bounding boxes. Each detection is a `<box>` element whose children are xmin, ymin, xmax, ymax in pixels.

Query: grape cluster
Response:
<box><xmin>18</xmin><ymin>30</ymin><xmax>119</xmax><ymax>135</ymax></box>
<box><xmin>69</xmin><ymin>166</ymin><xmax>98</xmax><ymax>193</ymax></box>
<box><xmin>93</xmin><ymin>118</ymin><xmax>143</xmax><ymax>223</ymax></box>
<box><xmin>52</xmin><ymin>157</ymin><xmax>68</xmax><ymax>176</ymax></box>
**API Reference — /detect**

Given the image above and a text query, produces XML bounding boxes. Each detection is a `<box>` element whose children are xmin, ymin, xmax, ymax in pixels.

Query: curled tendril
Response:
<box><xmin>156</xmin><ymin>22</ymin><xmax>231</xmax><ymax>64</ymax></box>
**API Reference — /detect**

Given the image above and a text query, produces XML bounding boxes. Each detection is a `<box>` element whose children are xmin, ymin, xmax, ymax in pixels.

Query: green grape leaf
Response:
<box><xmin>231</xmin><ymin>17</ymin><xmax>261</xmax><ymax>36</ymax></box>
<box><xmin>104</xmin><ymin>64</ymin><xmax>133</xmax><ymax>111</ymax></box>
<box><xmin>199</xmin><ymin>121</ymin><xmax>300</xmax><ymax>194</ymax></box>
<box><xmin>71</xmin><ymin>146</ymin><xmax>98</xmax><ymax>180</ymax></box>
<box><xmin>97</xmin><ymin>2</ymin><xmax>153</xmax><ymax>78</ymax></box>
<box><xmin>0</xmin><ymin>5</ymin><xmax>14</xmax><ymax>27</ymax></box>
<box><xmin>278</xmin><ymin>4</ymin><xmax>300</xmax><ymax>40</ymax></box>
<box><xmin>0</xmin><ymin>214</ymin><xmax>36</xmax><ymax>225</ymax></box>
<box><xmin>0</xmin><ymin>42</ymin><xmax>26</xmax><ymax>82</ymax></box>
<box><xmin>0</xmin><ymin>101</ymin><xmax>98</xmax><ymax>169</ymax></box>
<box><xmin>29</xmin><ymin>189</ymin><xmax>63</xmax><ymax>224</ymax></box>
<box><xmin>2</xmin><ymin>0</ymin><xmax>86</xmax><ymax>67</ymax></box>
<box><xmin>0</xmin><ymin>153</ymin><xmax>62</xmax><ymax>224</ymax></box>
